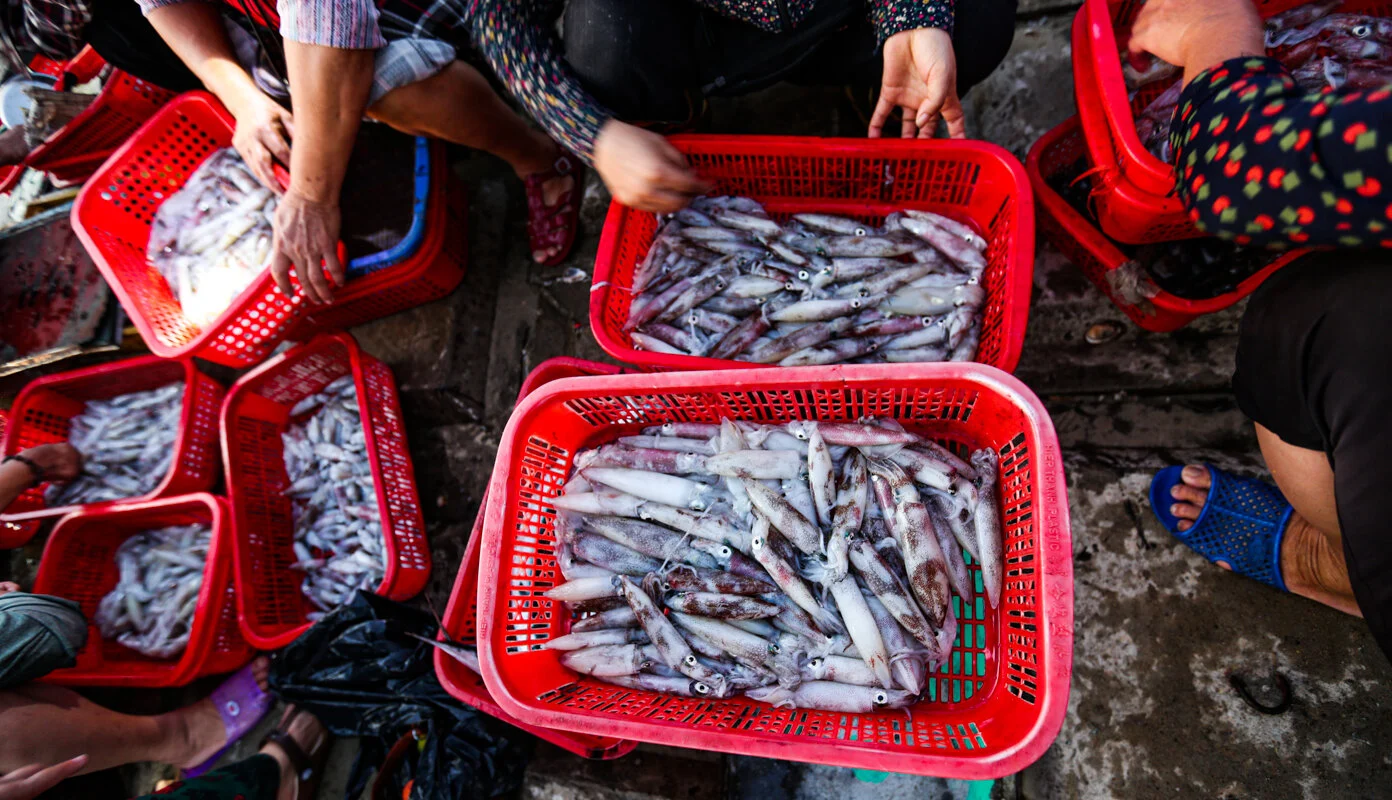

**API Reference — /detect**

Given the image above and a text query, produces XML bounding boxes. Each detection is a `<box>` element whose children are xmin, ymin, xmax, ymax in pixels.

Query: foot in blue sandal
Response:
<box><xmin>181</xmin><ymin>657</ymin><xmax>274</xmax><ymax>777</ymax></box>
<box><xmin>1149</xmin><ymin>463</ymin><xmax>1293</xmax><ymax>591</ymax></box>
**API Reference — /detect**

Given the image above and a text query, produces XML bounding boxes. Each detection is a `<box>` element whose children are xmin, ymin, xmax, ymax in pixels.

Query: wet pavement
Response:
<box><xmin>3</xmin><ymin>4</ymin><xmax>1389</xmax><ymax>798</ymax></box>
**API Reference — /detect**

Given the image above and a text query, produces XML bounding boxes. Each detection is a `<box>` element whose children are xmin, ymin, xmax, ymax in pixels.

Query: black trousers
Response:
<box><xmin>84</xmin><ymin>0</ymin><xmax>201</xmax><ymax>92</ymax></box>
<box><xmin>1233</xmin><ymin>250</ymin><xmax>1392</xmax><ymax>665</ymax></box>
<box><xmin>562</xmin><ymin>0</ymin><xmax>1018</xmax><ymax>123</ymax></box>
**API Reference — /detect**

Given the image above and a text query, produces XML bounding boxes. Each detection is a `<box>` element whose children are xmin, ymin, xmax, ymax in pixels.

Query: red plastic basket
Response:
<box><xmin>476</xmin><ymin>364</ymin><xmax>1072</xmax><ymax>778</ymax></box>
<box><xmin>590</xmin><ymin>135</ymin><xmax>1034</xmax><ymax>374</ymax></box>
<box><xmin>1027</xmin><ymin>116</ymin><xmax>1300</xmax><ymax>331</ymax></box>
<box><xmin>27</xmin><ymin>70</ymin><xmax>177</xmax><ymax>185</ymax></box>
<box><xmin>0</xmin><ymin>356</ymin><xmax>224</xmax><ymax>527</ymax></box>
<box><xmin>71</xmin><ymin>91</ymin><xmax>312</xmax><ymax>367</ymax></box>
<box><xmin>1071</xmin><ymin>10</ymin><xmax>1199</xmax><ymax>244</ymax></box>
<box><xmin>1076</xmin><ymin>0</ymin><xmax>1391</xmax><ymax>244</ymax></box>
<box><xmin>287</xmin><ymin>141</ymin><xmax>467</xmax><ymax>336</ymax></box>
<box><xmin>437</xmin><ymin>357</ymin><xmax>635</xmax><ymax>760</ymax></box>
<box><xmin>221</xmin><ymin>331</ymin><xmax>430</xmax><ymax>649</ymax></box>
<box><xmin>30</xmin><ymin>493</ymin><xmax>253</xmax><ymax>687</ymax></box>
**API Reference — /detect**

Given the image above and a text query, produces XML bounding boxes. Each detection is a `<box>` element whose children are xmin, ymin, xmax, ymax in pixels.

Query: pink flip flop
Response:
<box><xmin>182</xmin><ymin>663</ymin><xmax>273</xmax><ymax>777</ymax></box>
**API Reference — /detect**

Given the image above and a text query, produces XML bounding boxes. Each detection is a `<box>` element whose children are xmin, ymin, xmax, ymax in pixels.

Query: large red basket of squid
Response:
<box><xmin>476</xmin><ymin>363</ymin><xmax>1072</xmax><ymax>778</ymax></box>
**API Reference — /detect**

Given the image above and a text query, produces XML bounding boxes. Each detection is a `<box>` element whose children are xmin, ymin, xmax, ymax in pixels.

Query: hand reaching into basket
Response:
<box><xmin>270</xmin><ymin>191</ymin><xmax>344</xmax><ymax>305</ymax></box>
<box><xmin>230</xmin><ymin>92</ymin><xmax>294</xmax><ymax>195</ymax></box>
<box><xmin>593</xmin><ymin>121</ymin><xmax>712</xmax><ymax>213</ymax></box>
<box><xmin>871</xmin><ymin>28</ymin><xmax>966</xmax><ymax>140</ymax></box>
<box><xmin>1129</xmin><ymin>0</ymin><xmax>1265</xmax><ymax>85</ymax></box>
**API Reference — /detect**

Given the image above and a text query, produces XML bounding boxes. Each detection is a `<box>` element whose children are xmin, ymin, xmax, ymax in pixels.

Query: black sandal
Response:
<box><xmin>262</xmin><ymin>706</ymin><xmax>328</xmax><ymax>800</ymax></box>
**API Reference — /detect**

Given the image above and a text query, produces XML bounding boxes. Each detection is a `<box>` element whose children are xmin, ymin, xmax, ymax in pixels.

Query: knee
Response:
<box><xmin>367</xmin><ymin>66</ymin><xmax>460</xmax><ymax>139</ymax></box>
<box><xmin>953</xmin><ymin>0</ymin><xmax>1018</xmax><ymax>93</ymax></box>
<box><xmin>562</xmin><ymin>0</ymin><xmax>643</xmax><ymax>93</ymax></box>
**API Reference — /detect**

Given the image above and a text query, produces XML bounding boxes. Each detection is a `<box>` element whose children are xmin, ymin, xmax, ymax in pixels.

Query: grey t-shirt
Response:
<box><xmin>0</xmin><ymin>592</ymin><xmax>87</xmax><ymax>690</ymax></box>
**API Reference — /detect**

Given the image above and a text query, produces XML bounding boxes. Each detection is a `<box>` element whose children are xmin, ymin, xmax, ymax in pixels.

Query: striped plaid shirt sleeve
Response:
<box><xmin>137</xmin><ymin>0</ymin><xmax>385</xmax><ymax>49</ymax></box>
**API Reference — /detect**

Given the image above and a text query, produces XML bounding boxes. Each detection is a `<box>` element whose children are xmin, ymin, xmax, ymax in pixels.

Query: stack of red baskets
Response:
<box><xmin>0</xmin><ymin>48</ymin><xmax>177</xmax><ymax>194</ymax></box>
<box><xmin>1056</xmin><ymin>0</ymin><xmax>1320</xmax><ymax>330</ymax></box>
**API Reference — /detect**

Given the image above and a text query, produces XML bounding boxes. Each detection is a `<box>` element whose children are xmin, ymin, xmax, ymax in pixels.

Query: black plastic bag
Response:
<box><xmin>268</xmin><ymin>591</ymin><xmax>532</xmax><ymax>799</ymax></box>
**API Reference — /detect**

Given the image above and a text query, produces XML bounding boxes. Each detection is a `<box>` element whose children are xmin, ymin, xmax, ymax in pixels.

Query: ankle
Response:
<box><xmin>260</xmin><ymin>744</ymin><xmax>297</xmax><ymax>800</ymax></box>
<box><xmin>1280</xmin><ymin>515</ymin><xmax>1361</xmax><ymax>615</ymax></box>
<box><xmin>155</xmin><ymin>706</ymin><xmax>200</xmax><ymax>766</ymax></box>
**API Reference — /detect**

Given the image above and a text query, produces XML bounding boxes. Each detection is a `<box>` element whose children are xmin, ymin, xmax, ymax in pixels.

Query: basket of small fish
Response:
<box><xmin>0</xmin><ymin>355</ymin><xmax>225</xmax><ymax>527</ymax></box>
<box><xmin>589</xmin><ymin>135</ymin><xmax>1033</xmax><ymax>374</ymax></box>
<box><xmin>220</xmin><ymin>331</ymin><xmax>430</xmax><ymax>649</ymax></box>
<box><xmin>30</xmin><ymin>493</ymin><xmax>252</xmax><ymax>687</ymax></box>
<box><xmin>475</xmin><ymin>364</ymin><xmax>1072</xmax><ymax>778</ymax></box>
<box><xmin>436</xmin><ymin>358</ymin><xmax>636</xmax><ymax>760</ymax></box>
<box><xmin>71</xmin><ymin>91</ymin><xmax>315</xmax><ymax>367</ymax></box>
<box><xmin>1075</xmin><ymin>0</ymin><xmax>1392</xmax><ymax>244</ymax></box>
<box><xmin>1027</xmin><ymin>116</ymin><xmax>1303</xmax><ymax>331</ymax></box>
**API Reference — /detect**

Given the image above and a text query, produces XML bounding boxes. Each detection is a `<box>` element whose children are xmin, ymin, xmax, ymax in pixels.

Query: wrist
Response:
<box><xmin>4</xmin><ymin>453</ymin><xmax>44</xmax><ymax>485</ymax></box>
<box><xmin>1179</xmin><ymin>19</ymin><xmax>1263</xmax><ymax>74</ymax></box>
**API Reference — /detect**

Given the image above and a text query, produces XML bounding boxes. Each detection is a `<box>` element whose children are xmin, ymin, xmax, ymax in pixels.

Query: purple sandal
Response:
<box><xmin>182</xmin><ymin>663</ymin><xmax>272</xmax><ymax>777</ymax></box>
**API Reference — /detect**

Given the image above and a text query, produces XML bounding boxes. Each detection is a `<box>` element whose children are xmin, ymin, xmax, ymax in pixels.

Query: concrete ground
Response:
<box><xmin>5</xmin><ymin>2</ymin><xmax>1390</xmax><ymax>798</ymax></box>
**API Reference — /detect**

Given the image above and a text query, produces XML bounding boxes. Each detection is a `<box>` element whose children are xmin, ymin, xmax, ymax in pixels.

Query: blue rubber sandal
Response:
<box><xmin>1149</xmin><ymin>463</ymin><xmax>1294</xmax><ymax>591</ymax></box>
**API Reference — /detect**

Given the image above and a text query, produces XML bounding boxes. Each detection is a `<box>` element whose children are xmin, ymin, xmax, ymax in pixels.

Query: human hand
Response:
<box><xmin>872</xmin><ymin>28</ymin><xmax>965</xmax><ymax>140</ymax></box>
<box><xmin>0</xmin><ymin>756</ymin><xmax>88</xmax><ymax>800</ymax></box>
<box><xmin>1129</xmin><ymin>0</ymin><xmax>1263</xmax><ymax>79</ymax></box>
<box><xmin>20</xmin><ymin>443</ymin><xmax>82</xmax><ymax>482</ymax></box>
<box><xmin>593</xmin><ymin>121</ymin><xmax>712</xmax><ymax>213</ymax></box>
<box><xmin>0</xmin><ymin>581</ymin><xmax>19</xmax><ymax>596</ymax></box>
<box><xmin>270</xmin><ymin>190</ymin><xmax>342</xmax><ymax>304</ymax></box>
<box><xmin>229</xmin><ymin>92</ymin><xmax>294</xmax><ymax>194</ymax></box>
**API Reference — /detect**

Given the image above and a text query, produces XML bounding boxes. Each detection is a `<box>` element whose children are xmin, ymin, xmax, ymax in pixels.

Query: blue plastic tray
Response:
<box><xmin>345</xmin><ymin>135</ymin><xmax>430</xmax><ymax>279</ymax></box>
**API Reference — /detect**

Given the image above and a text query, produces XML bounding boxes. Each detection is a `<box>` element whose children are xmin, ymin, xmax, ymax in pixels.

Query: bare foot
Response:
<box><xmin>176</xmin><ymin>656</ymin><xmax>271</xmax><ymax>769</ymax></box>
<box><xmin>1168</xmin><ymin>465</ymin><xmax>1362</xmax><ymax>616</ymax></box>
<box><xmin>261</xmin><ymin>708</ymin><xmax>328</xmax><ymax>800</ymax></box>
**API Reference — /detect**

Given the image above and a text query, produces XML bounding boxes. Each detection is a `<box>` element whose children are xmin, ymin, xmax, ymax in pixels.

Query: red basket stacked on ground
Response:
<box><xmin>221</xmin><ymin>331</ymin><xmax>430</xmax><ymax>649</ymax></box>
<box><xmin>590</xmin><ymin>135</ymin><xmax>1034</xmax><ymax>373</ymax></box>
<box><xmin>1027</xmin><ymin>116</ymin><xmax>1301</xmax><ymax>331</ymax></box>
<box><xmin>1074</xmin><ymin>0</ymin><xmax>1388</xmax><ymax>244</ymax></box>
<box><xmin>71</xmin><ymin>91</ymin><xmax>313</xmax><ymax>367</ymax></box>
<box><xmin>0</xmin><ymin>356</ymin><xmax>224</xmax><ymax>533</ymax></box>
<box><xmin>475</xmin><ymin>364</ymin><xmax>1073</xmax><ymax>778</ymax></box>
<box><xmin>438</xmin><ymin>357</ymin><xmax>635</xmax><ymax>760</ymax></box>
<box><xmin>28</xmin><ymin>68</ymin><xmax>178</xmax><ymax>186</ymax></box>
<box><xmin>287</xmin><ymin>141</ymin><xmax>468</xmax><ymax>336</ymax></box>
<box><xmin>30</xmin><ymin>493</ymin><xmax>253</xmax><ymax>687</ymax></box>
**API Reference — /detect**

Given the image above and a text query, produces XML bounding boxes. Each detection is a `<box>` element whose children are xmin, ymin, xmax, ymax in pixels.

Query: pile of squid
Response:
<box><xmin>45</xmin><ymin>382</ymin><xmax>184</xmax><ymax>507</ymax></box>
<box><xmin>1128</xmin><ymin>0</ymin><xmax>1392</xmax><ymax>162</ymax></box>
<box><xmin>624</xmin><ymin>196</ymin><xmax>988</xmax><ymax>365</ymax></box>
<box><xmin>281</xmin><ymin>376</ymin><xmax>386</xmax><ymax>619</ymax></box>
<box><xmin>543</xmin><ymin>417</ymin><xmax>1004</xmax><ymax>713</ymax></box>
<box><xmin>148</xmin><ymin>147</ymin><xmax>277</xmax><ymax>329</ymax></box>
<box><xmin>95</xmin><ymin>524</ymin><xmax>210</xmax><ymax>659</ymax></box>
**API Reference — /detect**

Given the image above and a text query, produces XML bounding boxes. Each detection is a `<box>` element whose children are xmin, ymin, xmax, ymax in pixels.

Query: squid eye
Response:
<box><xmin>768</xmin><ymin>643</ymin><xmax>781</xmax><ymax>655</ymax></box>
<box><xmin>920</xmin><ymin>316</ymin><xmax>932</xmax><ymax>325</ymax></box>
<box><xmin>786</xmin><ymin>282</ymin><xmax>797</xmax><ymax>291</ymax></box>
<box><xmin>1353</xmin><ymin>23</ymin><xmax>1372</xmax><ymax>37</ymax></box>
<box><xmin>810</xmin><ymin>657</ymin><xmax>823</xmax><ymax>668</ymax></box>
<box><xmin>797</xmin><ymin>269</ymin><xmax>810</xmax><ymax>281</ymax></box>
<box><xmin>874</xmin><ymin>691</ymin><xmax>889</xmax><ymax>705</ymax></box>
<box><xmin>851</xmin><ymin>298</ymin><xmax>862</xmax><ymax>309</ymax></box>
<box><xmin>854</xmin><ymin>227</ymin><xmax>867</xmax><ymax>236</ymax></box>
<box><xmin>858</xmin><ymin>289</ymin><xmax>870</xmax><ymax>298</ymax></box>
<box><xmin>684</xmin><ymin>654</ymin><xmax>698</xmax><ymax>666</ymax></box>
<box><xmin>719</xmin><ymin>546</ymin><xmax>732</xmax><ymax>558</ymax></box>
<box><xmin>689</xmin><ymin>313</ymin><xmax>699</xmax><ymax>324</ymax></box>
<box><xmin>751</xmin><ymin>535</ymin><xmax>764</xmax><ymax>549</ymax></box>
<box><xmin>693</xmin><ymin>681</ymin><xmax>711</xmax><ymax>695</ymax></box>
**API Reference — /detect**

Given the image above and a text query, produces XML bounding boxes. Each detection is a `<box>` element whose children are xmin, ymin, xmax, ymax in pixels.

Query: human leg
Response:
<box><xmin>1168</xmin><ymin>251</ymin><xmax>1392</xmax><ymax>661</ymax></box>
<box><xmin>562</xmin><ymin>0</ymin><xmax>701</xmax><ymax>123</ymax></box>
<box><xmin>0</xmin><ymin>658</ymin><xmax>269</xmax><ymax>775</ymax></box>
<box><xmin>366</xmin><ymin>60</ymin><xmax>578</xmax><ymax>262</ymax></box>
